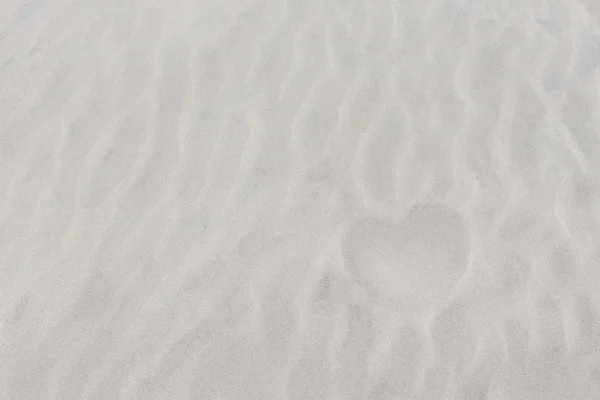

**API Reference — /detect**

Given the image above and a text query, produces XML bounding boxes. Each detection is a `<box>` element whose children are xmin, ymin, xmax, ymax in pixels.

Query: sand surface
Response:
<box><xmin>2</xmin><ymin>0</ymin><xmax>600</xmax><ymax>399</ymax></box>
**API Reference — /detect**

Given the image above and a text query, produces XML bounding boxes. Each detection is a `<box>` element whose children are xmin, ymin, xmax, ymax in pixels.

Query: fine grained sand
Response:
<box><xmin>1</xmin><ymin>0</ymin><xmax>600</xmax><ymax>398</ymax></box>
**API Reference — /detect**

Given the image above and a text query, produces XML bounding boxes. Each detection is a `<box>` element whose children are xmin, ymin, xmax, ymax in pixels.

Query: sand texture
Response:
<box><xmin>2</xmin><ymin>0</ymin><xmax>600</xmax><ymax>399</ymax></box>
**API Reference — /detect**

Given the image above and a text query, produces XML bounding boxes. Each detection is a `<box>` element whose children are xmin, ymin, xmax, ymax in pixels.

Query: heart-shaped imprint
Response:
<box><xmin>342</xmin><ymin>203</ymin><xmax>469</xmax><ymax>308</ymax></box>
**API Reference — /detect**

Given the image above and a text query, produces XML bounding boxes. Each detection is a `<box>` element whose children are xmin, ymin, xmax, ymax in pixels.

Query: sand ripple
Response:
<box><xmin>1</xmin><ymin>0</ymin><xmax>600</xmax><ymax>399</ymax></box>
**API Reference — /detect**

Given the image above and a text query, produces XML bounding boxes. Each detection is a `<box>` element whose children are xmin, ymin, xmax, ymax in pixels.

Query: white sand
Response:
<box><xmin>1</xmin><ymin>0</ymin><xmax>600</xmax><ymax>398</ymax></box>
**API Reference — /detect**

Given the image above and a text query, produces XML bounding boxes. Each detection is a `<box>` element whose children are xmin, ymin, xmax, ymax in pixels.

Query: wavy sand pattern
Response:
<box><xmin>2</xmin><ymin>0</ymin><xmax>600</xmax><ymax>398</ymax></box>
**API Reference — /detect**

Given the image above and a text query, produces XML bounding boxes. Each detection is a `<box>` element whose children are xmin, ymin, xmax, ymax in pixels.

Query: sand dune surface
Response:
<box><xmin>2</xmin><ymin>0</ymin><xmax>600</xmax><ymax>399</ymax></box>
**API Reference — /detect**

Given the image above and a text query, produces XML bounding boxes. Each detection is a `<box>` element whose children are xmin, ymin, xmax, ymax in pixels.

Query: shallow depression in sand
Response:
<box><xmin>343</xmin><ymin>203</ymin><xmax>469</xmax><ymax>307</ymax></box>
